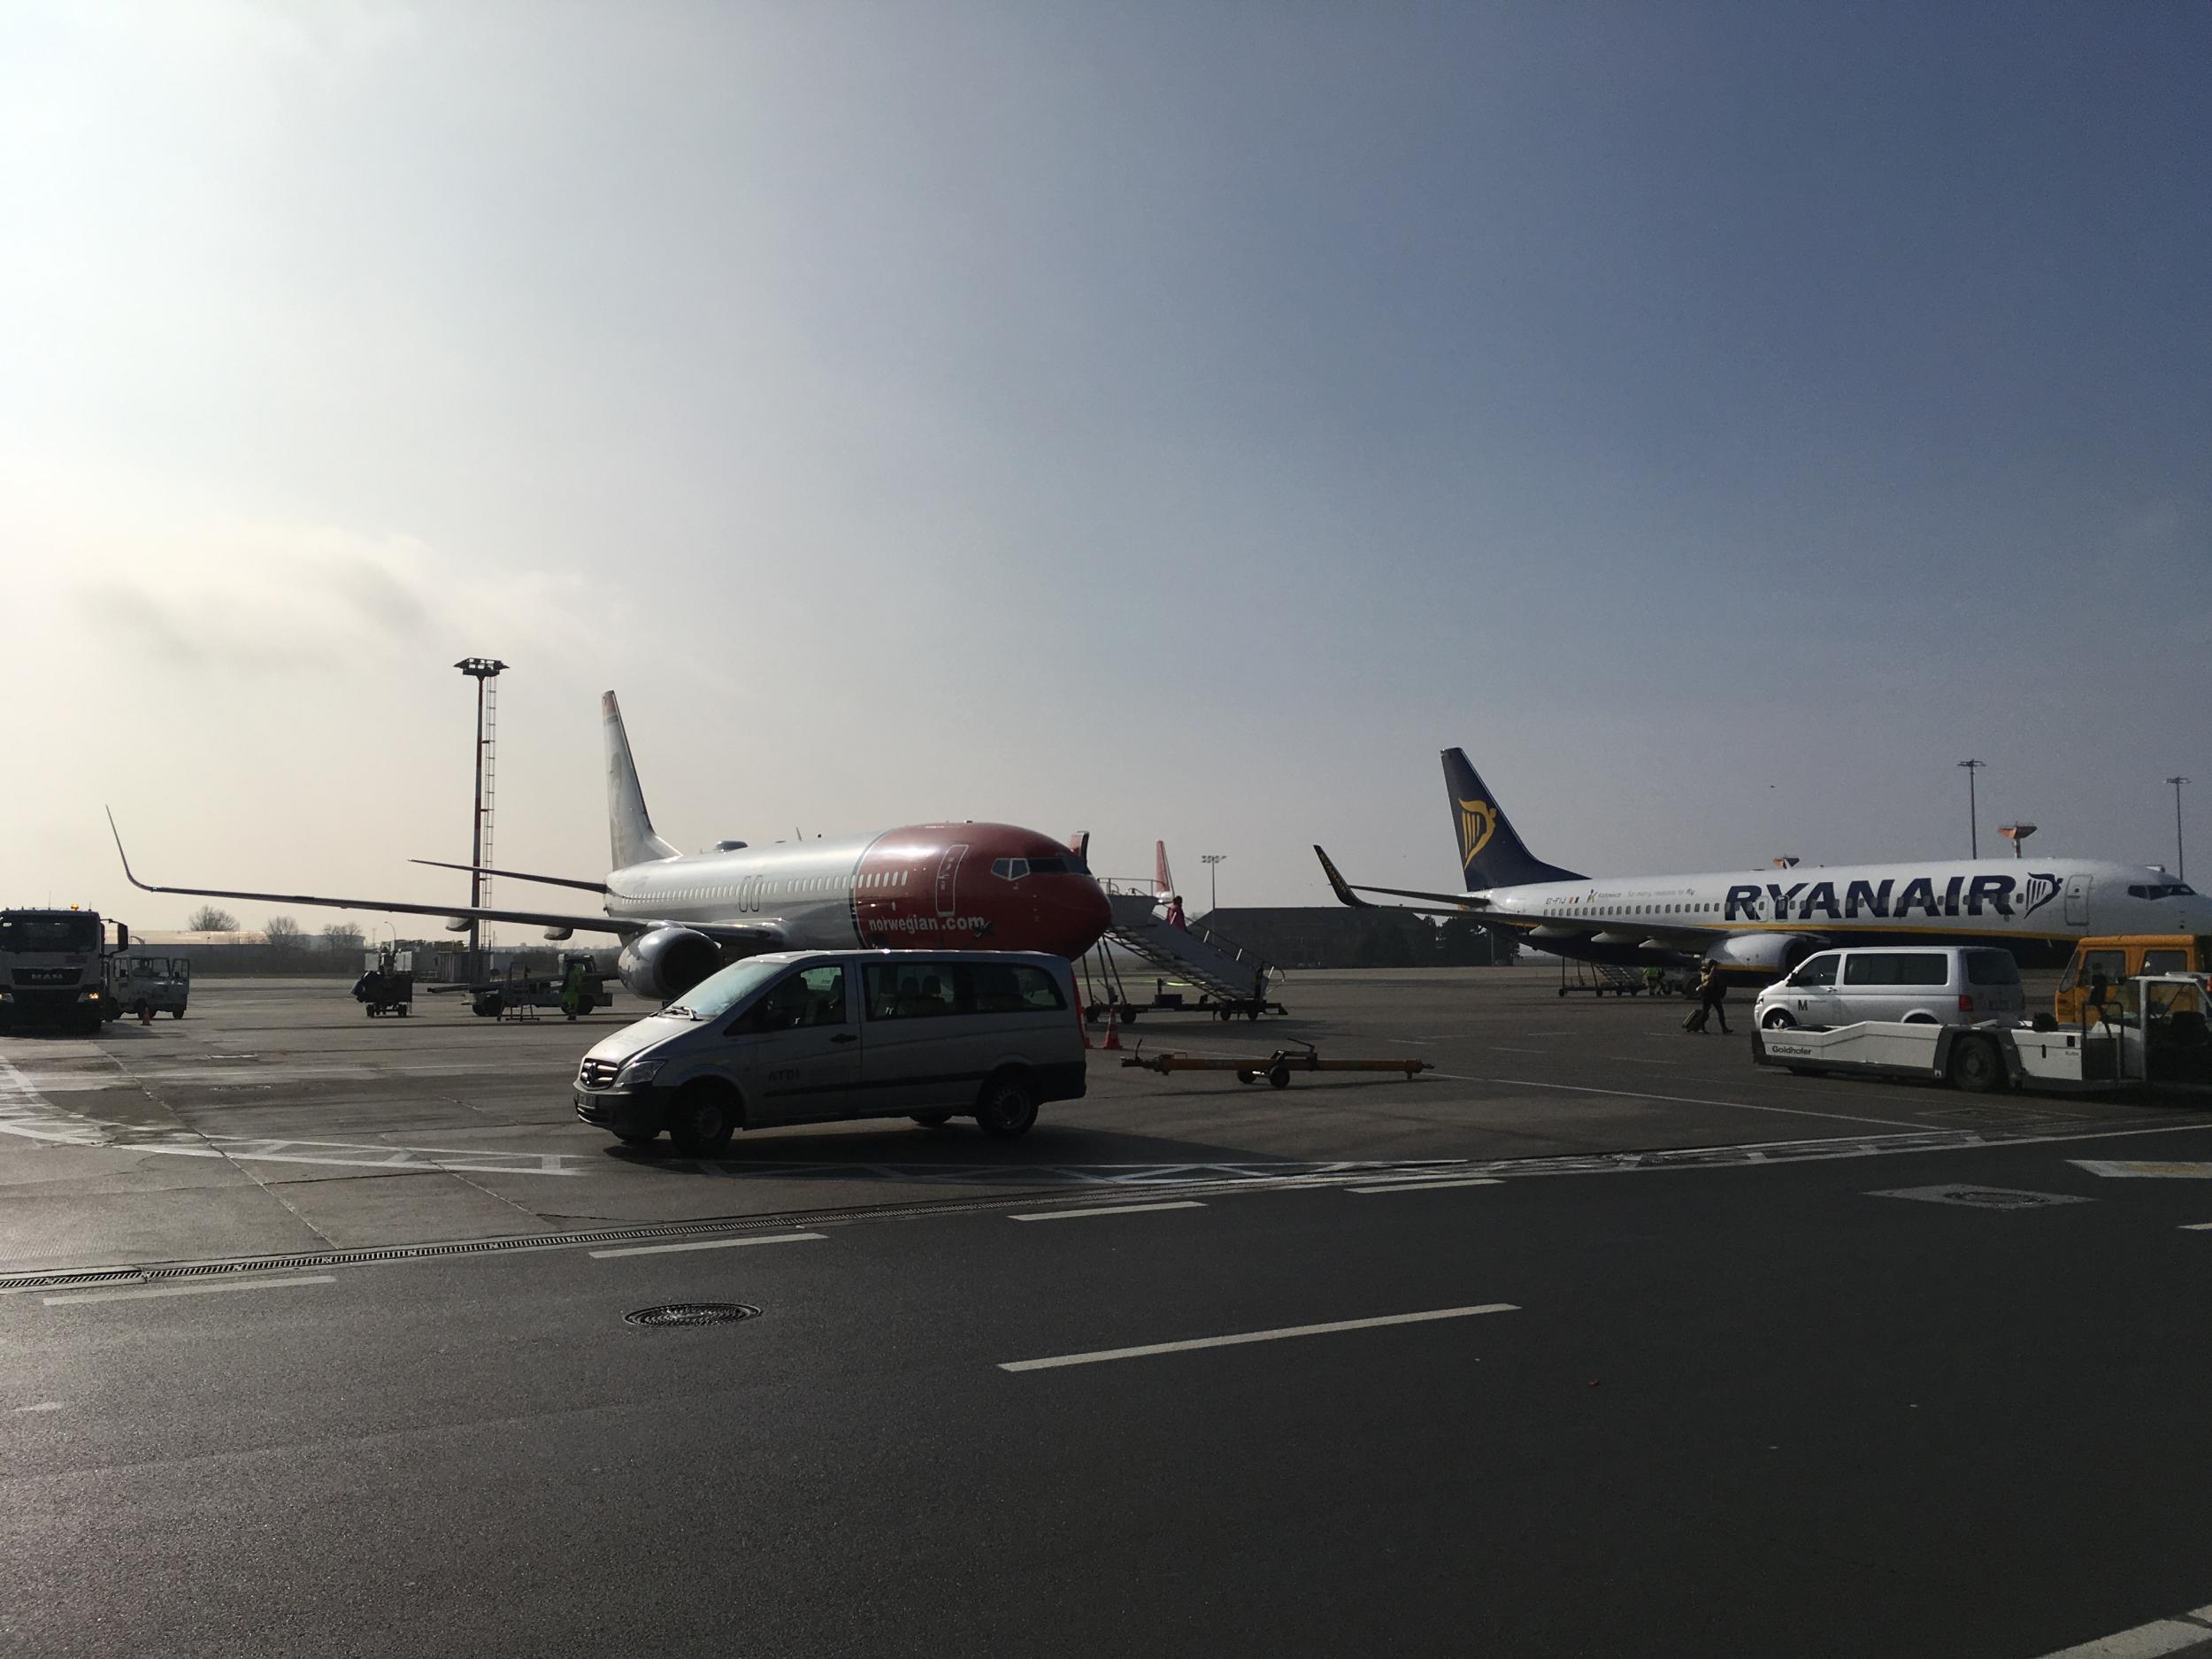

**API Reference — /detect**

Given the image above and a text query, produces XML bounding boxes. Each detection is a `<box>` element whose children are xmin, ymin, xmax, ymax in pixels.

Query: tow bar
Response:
<box><xmin>1121</xmin><ymin>1039</ymin><xmax>1432</xmax><ymax>1089</ymax></box>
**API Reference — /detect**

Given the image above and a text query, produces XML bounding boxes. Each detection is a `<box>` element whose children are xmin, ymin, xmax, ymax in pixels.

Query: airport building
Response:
<box><xmin>1197</xmin><ymin>908</ymin><xmax>1517</xmax><ymax>970</ymax></box>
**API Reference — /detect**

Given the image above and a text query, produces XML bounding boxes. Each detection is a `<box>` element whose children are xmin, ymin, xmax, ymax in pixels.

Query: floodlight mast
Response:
<box><xmin>1957</xmin><ymin>760</ymin><xmax>1986</xmax><ymax>858</ymax></box>
<box><xmin>456</xmin><ymin>658</ymin><xmax>508</xmax><ymax>962</ymax></box>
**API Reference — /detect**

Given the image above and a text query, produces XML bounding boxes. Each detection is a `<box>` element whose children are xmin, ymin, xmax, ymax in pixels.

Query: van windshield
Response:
<box><xmin>662</xmin><ymin>957</ymin><xmax>790</xmax><ymax>1021</ymax></box>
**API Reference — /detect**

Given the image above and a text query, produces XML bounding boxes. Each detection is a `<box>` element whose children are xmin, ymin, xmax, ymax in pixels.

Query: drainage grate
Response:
<box><xmin>626</xmin><ymin>1302</ymin><xmax>760</xmax><ymax>1328</ymax></box>
<box><xmin>1871</xmin><ymin>1184</ymin><xmax>2093</xmax><ymax>1211</ymax></box>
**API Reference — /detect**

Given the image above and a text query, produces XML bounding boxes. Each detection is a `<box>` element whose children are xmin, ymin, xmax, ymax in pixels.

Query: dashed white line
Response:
<box><xmin>1010</xmin><ymin>1201</ymin><xmax>1207</xmax><ymax>1222</ymax></box>
<box><xmin>589</xmin><ymin>1232</ymin><xmax>827</xmax><ymax>1259</ymax></box>
<box><xmin>1347</xmin><ymin>1176</ymin><xmax>1505</xmax><ymax>1194</ymax></box>
<box><xmin>999</xmin><ymin>1302</ymin><xmax>1519</xmax><ymax>1372</ymax></box>
<box><xmin>12</xmin><ymin>1402</ymin><xmax>65</xmax><ymax>1414</ymax></box>
<box><xmin>2035</xmin><ymin>1604</ymin><xmax>2212</xmax><ymax>1657</ymax></box>
<box><xmin>44</xmin><ymin>1275</ymin><xmax>335</xmax><ymax>1306</ymax></box>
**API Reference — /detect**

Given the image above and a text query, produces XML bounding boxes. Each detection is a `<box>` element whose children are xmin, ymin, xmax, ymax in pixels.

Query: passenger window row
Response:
<box><xmin>863</xmin><ymin>962</ymin><xmax>1066</xmax><ymax>1020</ymax></box>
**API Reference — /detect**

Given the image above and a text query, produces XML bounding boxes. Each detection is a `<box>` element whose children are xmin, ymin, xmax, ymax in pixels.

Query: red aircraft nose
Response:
<box><xmin>1044</xmin><ymin>874</ymin><xmax>1113</xmax><ymax>960</ymax></box>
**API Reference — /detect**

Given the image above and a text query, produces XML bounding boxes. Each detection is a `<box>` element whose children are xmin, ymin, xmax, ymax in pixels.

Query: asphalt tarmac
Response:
<box><xmin>7</xmin><ymin>971</ymin><xmax>2212</xmax><ymax>1656</ymax></box>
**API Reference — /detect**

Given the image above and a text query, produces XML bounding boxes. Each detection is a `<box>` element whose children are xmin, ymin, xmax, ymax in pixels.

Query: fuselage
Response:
<box><xmin>605</xmin><ymin>821</ymin><xmax>1110</xmax><ymax>960</ymax></box>
<box><xmin>1475</xmin><ymin>858</ymin><xmax>2202</xmax><ymax>971</ymax></box>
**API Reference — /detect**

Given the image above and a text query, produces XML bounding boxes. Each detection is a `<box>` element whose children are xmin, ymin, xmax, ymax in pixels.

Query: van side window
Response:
<box><xmin>1792</xmin><ymin>955</ymin><xmax>1838</xmax><ymax>988</ymax></box>
<box><xmin>2142</xmin><ymin>949</ymin><xmax>2189</xmax><ymax>976</ymax></box>
<box><xmin>969</xmin><ymin>962</ymin><xmax>1067</xmax><ymax>1012</ymax></box>
<box><xmin>733</xmin><ymin>964</ymin><xmax>847</xmax><ymax>1033</ymax></box>
<box><xmin>864</xmin><ymin>963</ymin><xmax>959</xmax><ymax>1019</ymax></box>
<box><xmin>1845</xmin><ymin>953</ymin><xmax>1945</xmax><ymax>987</ymax></box>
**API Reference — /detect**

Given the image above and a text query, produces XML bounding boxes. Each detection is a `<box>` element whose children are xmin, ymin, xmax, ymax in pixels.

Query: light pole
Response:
<box><xmin>1999</xmin><ymin>825</ymin><xmax>2037</xmax><ymax>860</ymax></box>
<box><xmin>1957</xmin><ymin>760</ymin><xmax>1986</xmax><ymax>859</ymax></box>
<box><xmin>2169</xmin><ymin>777</ymin><xmax>2189</xmax><ymax>880</ymax></box>
<box><xmin>1200</xmin><ymin>854</ymin><xmax>1227</xmax><ymax>916</ymax></box>
<box><xmin>456</xmin><ymin>658</ymin><xmax>507</xmax><ymax>963</ymax></box>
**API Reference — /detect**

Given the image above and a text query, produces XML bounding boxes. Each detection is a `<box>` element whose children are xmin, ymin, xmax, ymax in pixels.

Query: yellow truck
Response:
<box><xmin>2054</xmin><ymin>935</ymin><xmax>2210</xmax><ymax>1025</ymax></box>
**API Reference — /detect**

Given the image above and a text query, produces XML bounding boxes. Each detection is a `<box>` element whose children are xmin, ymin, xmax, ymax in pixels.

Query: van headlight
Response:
<box><xmin>617</xmin><ymin>1058</ymin><xmax>665</xmax><ymax>1087</ymax></box>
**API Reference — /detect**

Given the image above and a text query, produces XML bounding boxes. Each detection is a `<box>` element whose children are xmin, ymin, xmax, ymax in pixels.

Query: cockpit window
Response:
<box><xmin>2129</xmin><ymin>883</ymin><xmax>2196</xmax><ymax>900</ymax></box>
<box><xmin>990</xmin><ymin>857</ymin><xmax>1031</xmax><ymax>880</ymax></box>
<box><xmin>1026</xmin><ymin>856</ymin><xmax>1068</xmax><ymax>874</ymax></box>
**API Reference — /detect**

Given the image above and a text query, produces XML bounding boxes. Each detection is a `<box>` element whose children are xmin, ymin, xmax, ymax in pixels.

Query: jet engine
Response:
<box><xmin>1701</xmin><ymin>932</ymin><xmax>1824</xmax><ymax>977</ymax></box>
<box><xmin>618</xmin><ymin>926</ymin><xmax>724</xmax><ymax>1002</ymax></box>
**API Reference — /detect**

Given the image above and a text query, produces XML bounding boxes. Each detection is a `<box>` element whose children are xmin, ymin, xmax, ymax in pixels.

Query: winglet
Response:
<box><xmin>1313</xmin><ymin>845</ymin><xmax>1370</xmax><ymax>908</ymax></box>
<box><xmin>107</xmin><ymin>808</ymin><xmax>153</xmax><ymax>893</ymax></box>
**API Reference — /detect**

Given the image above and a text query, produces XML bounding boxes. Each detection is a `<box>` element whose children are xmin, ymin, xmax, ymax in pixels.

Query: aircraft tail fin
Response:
<box><xmin>603</xmin><ymin>692</ymin><xmax>680</xmax><ymax>869</ymax></box>
<box><xmin>1155</xmin><ymin>840</ymin><xmax>1174</xmax><ymax>898</ymax></box>
<box><xmin>1440</xmin><ymin>749</ymin><xmax>1584</xmax><ymax>890</ymax></box>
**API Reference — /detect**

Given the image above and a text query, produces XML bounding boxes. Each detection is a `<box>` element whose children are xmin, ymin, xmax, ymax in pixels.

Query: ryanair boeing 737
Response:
<box><xmin>1316</xmin><ymin>750</ymin><xmax>2203</xmax><ymax>978</ymax></box>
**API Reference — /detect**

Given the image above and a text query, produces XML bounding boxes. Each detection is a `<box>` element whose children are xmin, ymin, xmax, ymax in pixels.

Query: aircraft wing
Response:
<box><xmin>108</xmin><ymin>814</ymin><xmax>784</xmax><ymax>946</ymax></box>
<box><xmin>1314</xmin><ymin>844</ymin><xmax>1519</xmax><ymax>918</ymax></box>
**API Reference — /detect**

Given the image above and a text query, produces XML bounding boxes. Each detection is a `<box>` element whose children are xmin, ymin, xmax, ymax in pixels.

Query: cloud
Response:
<box><xmin>68</xmin><ymin>518</ymin><xmax>606</xmax><ymax>679</ymax></box>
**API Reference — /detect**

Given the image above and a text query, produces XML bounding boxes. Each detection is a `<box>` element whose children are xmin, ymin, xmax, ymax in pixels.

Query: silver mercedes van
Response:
<box><xmin>572</xmin><ymin>949</ymin><xmax>1086</xmax><ymax>1153</ymax></box>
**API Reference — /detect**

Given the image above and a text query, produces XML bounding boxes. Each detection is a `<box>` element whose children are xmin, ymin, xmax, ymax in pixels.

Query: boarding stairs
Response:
<box><xmin>1089</xmin><ymin>885</ymin><xmax>1282</xmax><ymax>1018</ymax></box>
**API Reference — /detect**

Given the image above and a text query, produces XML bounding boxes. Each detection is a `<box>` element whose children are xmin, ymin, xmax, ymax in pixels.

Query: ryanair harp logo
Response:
<box><xmin>2022</xmin><ymin>872</ymin><xmax>2062</xmax><ymax>919</ymax></box>
<box><xmin>1457</xmin><ymin>798</ymin><xmax>1497</xmax><ymax>867</ymax></box>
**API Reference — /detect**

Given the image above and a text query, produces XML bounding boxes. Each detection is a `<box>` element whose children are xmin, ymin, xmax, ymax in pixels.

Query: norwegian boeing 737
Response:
<box><xmin>112</xmin><ymin>693</ymin><xmax>1111</xmax><ymax>1002</ymax></box>
<box><xmin>1316</xmin><ymin>749</ymin><xmax>2203</xmax><ymax>978</ymax></box>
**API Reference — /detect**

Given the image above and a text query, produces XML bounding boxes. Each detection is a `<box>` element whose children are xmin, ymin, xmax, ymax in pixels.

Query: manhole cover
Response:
<box><xmin>1871</xmin><ymin>1184</ymin><xmax>2093</xmax><ymax>1211</ymax></box>
<box><xmin>625</xmin><ymin>1302</ymin><xmax>761</xmax><ymax>1328</ymax></box>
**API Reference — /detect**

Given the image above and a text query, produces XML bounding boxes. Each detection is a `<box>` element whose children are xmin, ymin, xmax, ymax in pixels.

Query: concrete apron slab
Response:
<box><xmin>4</xmin><ymin>971</ymin><xmax>2201</xmax><ymax>1274</ymax></box>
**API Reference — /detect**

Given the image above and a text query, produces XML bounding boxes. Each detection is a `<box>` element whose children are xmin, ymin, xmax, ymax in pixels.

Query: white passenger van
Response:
<box><xmin>1755</xmin><ymin>946</ymin><xmax>2024</xmax><ymax>1031</ymax></box>
<box><xmin>573</xmin><ymin>949</ymin><xmax>1086</xmax><ymax>1153</ymax></box>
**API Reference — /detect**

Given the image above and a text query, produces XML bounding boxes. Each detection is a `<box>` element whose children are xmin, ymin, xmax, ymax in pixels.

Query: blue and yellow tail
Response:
<box><xmin>1441</xmin><ymin>749</ymin><xmax>1583</xmax><ymax>891</ymax></box>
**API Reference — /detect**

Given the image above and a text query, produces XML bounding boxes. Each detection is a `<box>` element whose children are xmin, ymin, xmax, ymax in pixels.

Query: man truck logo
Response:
<box><xmin>2022</xmin><ymin>873</ymin><xmax>2061</xmax><ymax>919</ymax></box>
<box><xmin>1457</xmin><ymin>798</ymin><xmax>1497</xmax><ymax>866</ymax></box>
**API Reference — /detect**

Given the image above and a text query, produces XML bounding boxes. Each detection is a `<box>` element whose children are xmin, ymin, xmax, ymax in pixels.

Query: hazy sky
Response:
<box><xmin>4</xmin><ymin>2</ymin><xmax>2207</xmax><ymax>935</ymax></box>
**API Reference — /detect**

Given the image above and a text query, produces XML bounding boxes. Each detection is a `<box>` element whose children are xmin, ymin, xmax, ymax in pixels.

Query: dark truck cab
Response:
<box><xmin>0</xmin><ymin>909</ymin><xmax>128</xmax><ymax>1033</ymax></box>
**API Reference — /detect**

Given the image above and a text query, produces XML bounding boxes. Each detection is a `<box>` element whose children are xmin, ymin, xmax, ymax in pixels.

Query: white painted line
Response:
<box><xmin>1010</xmin><ymin>1201</ymin><xmax>1207</xmax><ymax>1222</ymax></box>
<box><xmin>12</xmin><ymin>1402</ymin><xmax>65</xmax><ymax>1414</ymax></box>
<box><xmin>1488</xmin><ymin>1047</ymin><xmax>1547</xmax><ymax>1055</ymax></box>
<box><xmin>2075</xmin><ymin>1160</ymin><xmax>2212</xmax><ymax>1180</ymax></box>
<box><xmin>1347</xmin><ymin>1177</ymin><xmax>1506</xmax><ymax>1194</ymax></box>
<box><xmin>1469</xmin><ymin>1074</ymin><xmax>1924</xmax><ymax>1130</ymax></box>
<box><xmin>2177</xmin><ymin>1223</ymin><xmax>2212</xmax><ymax>1232</ymax></box>
<box><xmin>2035</xmin><ymin>1606</ymin><xmax>2212</xmax><ymax>1657</ymax></box>
<box><xmin>999</xmin><ymin>1302</ymin><xmax>1518</xmax><ymax>1372</ymax></box>
<box><xmin>589</xmin><ymin>1232</ymin><xmax>827</xmax><ymax>1260</ymax></box>
<box><xmin>43</xmin><ymin>1275</ymin><xmax>335</xmax><ymax>1306</ymax></box>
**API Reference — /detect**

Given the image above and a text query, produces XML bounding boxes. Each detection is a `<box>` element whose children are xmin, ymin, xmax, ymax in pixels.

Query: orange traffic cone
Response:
<box><xmin>1102</xmin><ymin>1004</ymin><xmax>1123</xmax><ymax>1050</ymax></box>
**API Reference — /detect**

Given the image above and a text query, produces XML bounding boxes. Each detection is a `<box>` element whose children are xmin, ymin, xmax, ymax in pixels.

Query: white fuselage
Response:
<box><xmin>1475</xmin><ymin>857</ymin><xmax>2201</xmax><ymax>969</ymax></box>
<box><xmin>605</xmin><ymin>836</ymin><xmax>880</xmax><ymax>942</ymax></box>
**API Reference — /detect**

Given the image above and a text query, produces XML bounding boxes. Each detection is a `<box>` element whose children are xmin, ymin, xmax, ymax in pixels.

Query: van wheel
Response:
<box><xmin>1949</xmin><ymin>1036</ymin><xmax>2007</xmax><ymax>1094</ymax></box>
<box><xmin>910</xmin><ymin>1112</ymin><xmax>952</xmax><ymax>1127</ymax></box>
<box><xmin>975</xmin><ymin>1074</ymin><xmax>1038</xmax><ymax>1140</ymax></box>
<box><xmin>668</xmin><ymin>1084</ymin><xmax>738</xmax><ymax>1156</ymax></box>
<box><xmin>1762</xmin><ymin>1010</ymin><xmax>1795</xmax><ymax>1030</ymax></box>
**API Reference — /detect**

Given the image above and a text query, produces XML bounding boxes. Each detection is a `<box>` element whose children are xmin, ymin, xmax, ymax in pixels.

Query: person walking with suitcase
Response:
<box><xmin>1690</xmin><ymin>959</ymin><xmax>1731</xmax><ymax>1035</ymax></box>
